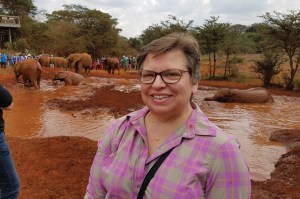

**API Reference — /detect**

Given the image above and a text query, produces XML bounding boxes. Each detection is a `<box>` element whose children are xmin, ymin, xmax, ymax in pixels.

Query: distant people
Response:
<box><xmin>84</xmin><ymin>32</ymin><xmax>251</xmax><ymax>198</ymax></box>
<box><xmin>93</xmin><ymin>59</ymin><xmax>97</xmax><ymax>70</ymax></box>
<box><xmin>128</xmin><ymin>56</ymin><xmax>132</xmax><ymax>70</ymax></box>
<box><xmin>0</xmin><ymin>53</ymin><xmax>7</xmax><ymax>68</ymax></box>
<box><xmin>12</xmin><ymin>54</ymin><xmax>17</xmax><ymax>65</ymax></box>
<box><xmin>0</xmin><ymin>84</ymin><xmax>20</xmax><ymax>199</ymax></box>
<box><xmin>100</xmin><ymin>57</ymin><xmax>106</xmax><ymax>70</ymax></box>
<box><xmin>122</xmin><ymin>55</ymin><xmax>127</xmax><ymax>71</ymax></box>
<box><xmin>96</xmin><ymin>58</ymin><xmax>100</xmax><ymax>70</ymax></box>
<box><xmin>49</xmin><ymin>55</ymin><xmax>54</xmax><ymax>68</ymax></box>
<box><xmin>132</xmin><ymin>56</ymin><xmax>137</xmax><ymax>70</ymax></box>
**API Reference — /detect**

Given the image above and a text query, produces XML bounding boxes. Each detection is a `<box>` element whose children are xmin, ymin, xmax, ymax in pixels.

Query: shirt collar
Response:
<box><xmin>128</xmin><ymin>102</ymin><xmax>218</xmax><ymax>139</ymax></box>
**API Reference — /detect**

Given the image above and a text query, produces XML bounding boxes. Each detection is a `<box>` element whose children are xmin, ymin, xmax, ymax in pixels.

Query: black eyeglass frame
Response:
<box><xmin>138</xmin><ymin>69</ymin><xmax>189</xmax><ymax>84</ymax></box>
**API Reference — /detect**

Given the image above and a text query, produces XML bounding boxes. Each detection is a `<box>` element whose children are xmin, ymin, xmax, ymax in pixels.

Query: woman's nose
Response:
<box><xmin>151</xmin><ymin>74</ymin><xmax>166</xmax><ymax>87</ymax></box>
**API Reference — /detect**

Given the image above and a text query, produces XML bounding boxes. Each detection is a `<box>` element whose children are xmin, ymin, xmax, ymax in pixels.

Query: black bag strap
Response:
<box><xmin>137</xmin><ymin>148</ymin><xmax>173</xmax><ymax>199</ymax></box>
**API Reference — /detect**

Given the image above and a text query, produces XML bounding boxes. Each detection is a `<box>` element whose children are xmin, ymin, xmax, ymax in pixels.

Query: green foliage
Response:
<box><xmin>44</xmin><ymin>21</ymin><xmax>86</xmax><ymax>56</ymax></box>
<box><xmin>45</xmin><ymin>4</ymin><xmax>120</xmax><ymax>57</ymax></box>
<box><xmin>260</xmin><ymin>10</ymin><xmax>300</xmax><ymax>90</ymax></box>
<box><xmin>195</xmin><ymin>16</ymin><xmax>230</xmax><ymax>78</ymax></box>
<box><xmin>14</xmin><ymin>38</ymin><xmax>30</xmax><ymax>52</ymax></box>
<box><xmin>230</xmin><ymin>56</ymin><xmax>244</xmax><ymax>64</ymax></box>
<box><xmin>128</xmin><ymin>37</ymin><xmax>142</xmax><ymax>51</ymax></box>
<box><xmin>139</xmin><ymin>15</ymin><xmax>194</xmax><ymax>46</ymax></box>
<box><xmin>0</xmin><ymin>0</ymin><xmax>37</xmax><ymax>16</ymax></box>
<box><xmin>252</xmin><ymin>52</ymin><xmax>283</xmax><ymax>86</ymax></box>
<box><xmin>245</xmin><ymin>23</ymin><xmax>265</xmax><ymax>53</ymax></box>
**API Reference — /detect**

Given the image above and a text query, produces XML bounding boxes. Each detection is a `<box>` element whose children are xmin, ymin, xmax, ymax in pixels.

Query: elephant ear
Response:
<box><xmin>54</xmin><ymin>71</ymin><xmax>67</xmax><ymax>80</ymax></box>
<box><xmin>72</xmin><ymin>54</ymin><xmax>81</xmax><ymax>63</ymax></box>
<box><xmin>216</xmin><ymin>88</ymin><xmax>232</xmax><ymax>102</ymax></box>
<box><xmin>58</xmin><ymin>72</ymin><xmax>67</xmax><ymax>78</ymax></box>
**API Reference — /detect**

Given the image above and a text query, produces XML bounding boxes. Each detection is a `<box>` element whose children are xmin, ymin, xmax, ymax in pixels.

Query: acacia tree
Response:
<box><xmin>221</xmin><ymin>24</ymin><xmax>255</xmax><ymax>78</ymax></box>
<box><xmin>260</xmin><ymin>10</ymin><xmax>300</xmax><ymax>90</ymax></box>
<box><xmin>195</xmin><ymin>16</ymin><xmax>230</xmax><ymax>78</ymax></box>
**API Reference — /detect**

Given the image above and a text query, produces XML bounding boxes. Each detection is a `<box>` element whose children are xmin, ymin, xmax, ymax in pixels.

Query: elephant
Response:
<box><xmin>38</xmin><ymin>55</ymin><xmax>50</xmax><ymax>67</ymax></box>
<box><xmin>66</xmin><ymin>53</ymin><xmax>92</xmax><ymax>76</ymax></box>
<box><xmin>50</xmin><ymin>57</ymin><xmax>68</xmax><ymax>69</ymax></box>
<box><xmin>103</xmin><ymin>57</ymin><xmax>120</xmax><ymax>75</ymax></box>
<box><xmin>204</xmin><ymin>87</ymin><xmax>274</xmax><ymax>103</ymax></box>
<box><xmin>52</xmin><ymin>71</ymin><xmax>84</xmax><ymax>86</ymax></box>
<box><xmin>14</xmin><ymin>59</ymin><xmax>43</xmax><ymax>89</ymax></box>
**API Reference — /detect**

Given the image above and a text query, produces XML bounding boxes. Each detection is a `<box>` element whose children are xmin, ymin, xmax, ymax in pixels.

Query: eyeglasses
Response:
<box><xmin>138</xmin><ymin>69</ymin><xmax>189</xmax><ymax>84</ymax></box>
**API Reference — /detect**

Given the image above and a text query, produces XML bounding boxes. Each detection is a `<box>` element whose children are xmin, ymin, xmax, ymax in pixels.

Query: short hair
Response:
<box><xmin>137</xmin><ymin>32</ymin><xmax>201</xmax><ymax>84</ymax></box>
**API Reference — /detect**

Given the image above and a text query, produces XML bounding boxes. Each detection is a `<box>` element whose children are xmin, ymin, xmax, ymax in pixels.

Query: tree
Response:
<box><xmin>220</xmin><ymin>24</ymin><xmax>255</xmax><ymax>78</ymax></box>
<box><xmin>0</xmin><ymin>0</ymin><xmax>37</xmax><ymax>16</ymax></box>
<box><xmin>260</xmin><ymin>10</ymin><xmax>300</xmax><ymax>90</ymax></box>
<box><xmin>46</xmin><ymin>4</ymin><xmax>120</xmax><ymax>56</ymax></box>
<box><xmin>252</xmin><ymin>51</ymin><xmax>283</xmax><ymax>87</ymax></box>
<box><xmin>245</xmin><ymin>23</ymin><xmax>265</xmax><ymax>53</ymax></box>
<box><xmin>140</xmin><ymin>15</ymin><xmax>194</xmax><ymax>46</ymax></box>
<box><xmin>128</xmin><ymin>37</ymin><xmax>142</xmax><ymax>51</ymax></box>
<box><xmin>195</xmin><ymin>16</ymin><xmax>230</xmax><ymax>78</ymax></box>
<box><xmin>44</xmin><ymin>21</ymin><xmax>86</xmax><ymax>56</ymax></box>
<box><xmin>0</xmin><ymin>0</ymin><xmax>38</xmax><ymax>49</ymax></box>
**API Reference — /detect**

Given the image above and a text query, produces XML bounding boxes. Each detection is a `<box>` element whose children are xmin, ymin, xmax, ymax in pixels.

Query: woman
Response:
<box><xmin>0</xmin><ymin>84</ymin><xmax>20</xmax><ymax>199</ymax></box>
<box><xmin>85</xmin><ymin>32</ymin><xmax>251</xmax><ymax>198</ymax></box>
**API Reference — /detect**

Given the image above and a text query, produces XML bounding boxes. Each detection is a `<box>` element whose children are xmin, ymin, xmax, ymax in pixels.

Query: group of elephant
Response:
<box><xmin>38</xmin><ymin>53</ymin><xmax>93</xmax><ymax>76</ymax></box>
<box><xmin>13</xmin><ymin>53</ymin><xmax>122</xmax><ymax>89</ymax></box>
<box><xmin>13</xmin><ymin>53</ymin><xmax>275</xmax><ymax>103</ymax></box>
<box><xmin>38</xmin><ymin>54</ymin><xmax>120</xmax><ymax>75</ymax></box>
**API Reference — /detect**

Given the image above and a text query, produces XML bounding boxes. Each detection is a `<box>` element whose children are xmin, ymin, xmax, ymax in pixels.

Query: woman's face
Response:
<box><xmin>140</xmin><ymin>50</ymin><xmax>198</xmax><ymax>117</ymax></box>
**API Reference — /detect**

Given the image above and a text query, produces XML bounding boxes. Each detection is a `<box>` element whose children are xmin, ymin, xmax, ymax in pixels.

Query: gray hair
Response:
<box><xmin>137</xmin><ymin>32</ymin><xmax>201</xmax><ymax>84</ymax></box>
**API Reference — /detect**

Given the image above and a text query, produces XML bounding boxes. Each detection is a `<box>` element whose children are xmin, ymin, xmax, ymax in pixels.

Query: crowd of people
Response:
<box><xmin>0</xmin><ymin>52</ymin><xmax>36</xmax><ymax>68</ymax></box>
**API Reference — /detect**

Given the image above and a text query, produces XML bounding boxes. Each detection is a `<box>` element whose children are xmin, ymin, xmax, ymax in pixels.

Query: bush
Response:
<box><xmin>230</xmin><ymin>56</ymin><xmax>244</xmax><ymax>64</ymax></box>
<box><xmin>252</xmin><ymin>52</ymin><xmax>283</xmax><ymax>87</ymax></box>
<box><xmin>14</xmin><ymin>38</ymin><xmax>30</xmax><ymax>52</ymax></box>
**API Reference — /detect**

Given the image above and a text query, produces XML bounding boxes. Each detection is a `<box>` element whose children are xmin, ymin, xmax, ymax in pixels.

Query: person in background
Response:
<box><xmin>96</xmin><ymin>58</ymin><xmax>100</xmax><ymax>70</ymax></box>
<box><xmin>0</xmin><ymin>84</ymin><xmax>20</xmax><ymax>199</ymax></box>
<box><xmin>122</xmin><ymin>55</ymin><xmax>127</xmax><ymax>71</ymax></box>
<box><xmin>85</xmin><ymin>32</ymin><xmax>251</xmax><ymax>198</ymax></box>
<box><xmin>0</xmin><ymin>53</ymin><xmax>7</xmax><ymax>69</ymax></box>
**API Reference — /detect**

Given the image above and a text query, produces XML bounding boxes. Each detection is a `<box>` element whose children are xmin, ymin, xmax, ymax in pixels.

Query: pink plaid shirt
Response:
<box><xmin>85</xmin><ymin>102</ymin><xmax>251</xmax><ymax>198</ymax></box>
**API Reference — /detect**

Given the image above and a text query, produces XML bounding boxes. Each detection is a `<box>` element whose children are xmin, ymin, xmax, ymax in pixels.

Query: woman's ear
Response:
<box><xmin>192</xmin><ymin>83</ymin><xmax>198</xmax><ymax>94</ymax></box>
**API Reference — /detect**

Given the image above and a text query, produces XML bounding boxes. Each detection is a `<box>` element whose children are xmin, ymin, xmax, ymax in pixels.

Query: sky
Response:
<box><xmin>34</xmin><ymin>0</ymin><xmax>300</xmax><ymax>38</ymax></box>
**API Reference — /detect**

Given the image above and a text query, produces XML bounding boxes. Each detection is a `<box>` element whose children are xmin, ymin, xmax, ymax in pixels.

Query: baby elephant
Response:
<box><xmin>204</xmin><ymin>87</ymin><xmax>274</xmax><ymax>103</ymax></box>
<box><xmin>53</xmin><ymin>71</ymin><xmax>84</xmax><ymax>86</ymax></box>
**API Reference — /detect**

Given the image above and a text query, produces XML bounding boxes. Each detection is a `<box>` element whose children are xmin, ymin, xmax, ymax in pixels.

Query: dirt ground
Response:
<box><xmin>2</xmin><ymin>67</ymin><xmax>300</xmax><ymax>199</ymax></box>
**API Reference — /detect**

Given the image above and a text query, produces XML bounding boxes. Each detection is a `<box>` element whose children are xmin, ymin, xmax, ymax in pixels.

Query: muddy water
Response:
<box><xmin>3</xmin><ymin>79</ymin><xmax>300</xmax><ymax>181</ymax></box>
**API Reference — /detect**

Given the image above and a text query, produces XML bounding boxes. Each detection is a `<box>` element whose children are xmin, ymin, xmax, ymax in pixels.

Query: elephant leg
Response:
<box><xmin>30</xmin><ymin>77</ymin><xmax>39</xmax><ymax>89</ymax></box>
<box><xmin>64</xmin><ymin>77</ymin><xmax>72</xmax><ymax>86</ymax></box>
<box><xmin>85</xmin><ymin>67</ymin><xmax>90</xmax><ymax>76</ymax></box>
<box><xmin>37</xmin><ymin>70</ymin><xmax>41</xmax><ymax>87</ymax></box>
<box><xmin>33</xmin><ymin>81</ymin><xmax>39</xmax><ymax>89</ymax></box>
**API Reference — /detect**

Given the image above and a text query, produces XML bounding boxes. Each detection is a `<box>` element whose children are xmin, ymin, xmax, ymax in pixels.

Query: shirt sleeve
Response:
<box><xmin>206</xmin><ymin>139</ymin><xmax>251</xmax><ymax>199</ymax></box>
<box><xmin>0</xmin><ymin>84</ymin><xmax>13</xmax><ymax>108</ymax></box>
<box><xmin>84</xmin><ymin>118</ymin><xmax>126</xmax><ymax>199</ymax></box>
<box><xmin>84</xmin><ymin>132</ymin><xmax>112</xmax><ymax>198</ymax></box>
